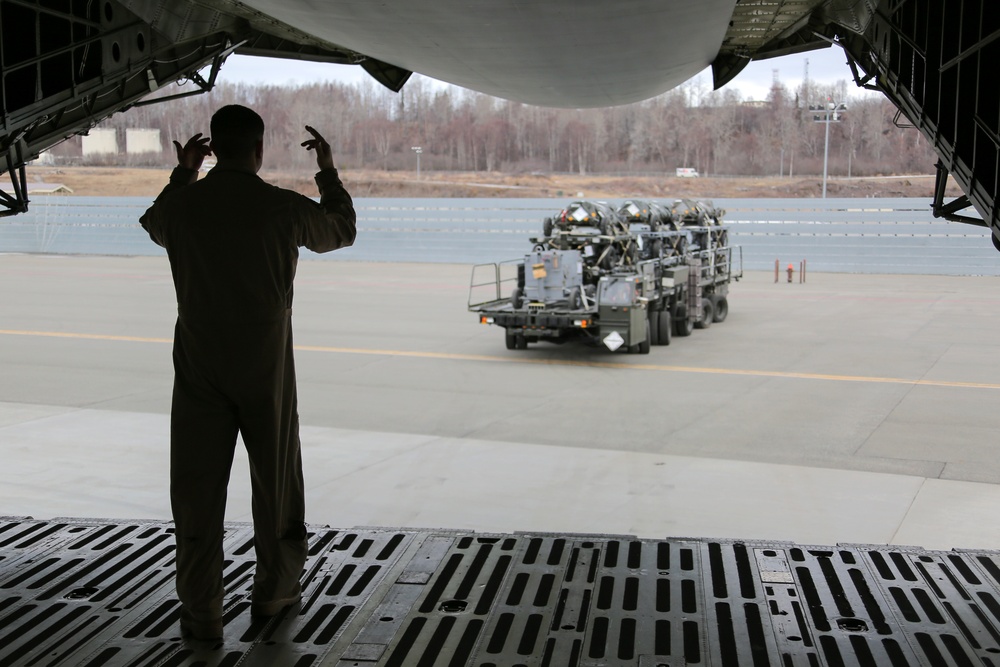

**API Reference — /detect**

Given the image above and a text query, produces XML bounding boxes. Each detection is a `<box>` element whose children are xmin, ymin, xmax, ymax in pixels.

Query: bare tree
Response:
<box><xmin>89</xmin><ymin>75</ymin><xmax>934</xmax><ymax>178</ymax></box>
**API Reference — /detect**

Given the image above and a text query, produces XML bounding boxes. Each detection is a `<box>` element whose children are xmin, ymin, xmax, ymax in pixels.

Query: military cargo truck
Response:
<box><xmin>469</xmin><ymin>199</ymin><xmax>741</xmax><ymax>353</ymax></box>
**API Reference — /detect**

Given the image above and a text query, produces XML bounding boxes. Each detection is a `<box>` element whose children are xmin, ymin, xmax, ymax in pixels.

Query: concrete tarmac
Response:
<box><xmin>3</xmin><ymin>254</ymin><xmax>1000</xmax><ymax>550</ymax></box>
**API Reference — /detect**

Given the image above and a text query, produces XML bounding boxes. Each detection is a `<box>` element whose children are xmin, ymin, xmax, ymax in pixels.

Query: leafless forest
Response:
<box><xmin>66</xmin><ymin>76</ymin><xmax>935</xmax><ymax>178</ymax></box>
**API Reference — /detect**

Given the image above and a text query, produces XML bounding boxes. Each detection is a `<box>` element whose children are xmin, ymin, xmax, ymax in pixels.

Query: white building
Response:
<box><xmin>81</xmin><ymin>129</ymin><xmax>118</xmax><ymax>156</ymax></box>
<box><xmin>126</xmin><ymin>128</ymin><xmax>161</xmax><ymax>154</ymax></box>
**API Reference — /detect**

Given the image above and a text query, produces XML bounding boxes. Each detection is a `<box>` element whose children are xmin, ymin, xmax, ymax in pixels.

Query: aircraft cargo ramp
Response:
<box><xmin>2</xmin><ymin>517</ymin><xmax>999</xmax><ymax>666</ymax></box>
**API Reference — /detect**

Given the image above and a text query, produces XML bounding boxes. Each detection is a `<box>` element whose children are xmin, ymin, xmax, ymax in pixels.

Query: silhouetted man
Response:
<box><xmin>140</xmin><ymin>105</ymin><xmax>356</xmax><ymax>640</ymax></box>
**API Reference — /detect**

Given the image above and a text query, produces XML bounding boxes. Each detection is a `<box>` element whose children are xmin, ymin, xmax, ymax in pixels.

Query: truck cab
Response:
<box><xmin>596</xmin><ymin>274</ymin><xmax>650</xmax><ymax>353</ymax></box>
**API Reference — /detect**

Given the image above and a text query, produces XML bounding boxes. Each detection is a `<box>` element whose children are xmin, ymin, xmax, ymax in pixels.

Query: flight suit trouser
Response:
<box><xmin>169</xmin><ymin>310</ymin><xmax>308</xmax><ymax>620</ymax></box>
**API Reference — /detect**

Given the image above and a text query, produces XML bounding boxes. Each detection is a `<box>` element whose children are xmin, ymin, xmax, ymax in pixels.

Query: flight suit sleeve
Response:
<box><xmin>297</xmin><ymin>168</ymin><xmax>357</xmax><ymax>253</ymax></box>
<box><xmin>139</xmin><ymin>167</ymin><xmax>199</xmax><ymax>247</ymax></box>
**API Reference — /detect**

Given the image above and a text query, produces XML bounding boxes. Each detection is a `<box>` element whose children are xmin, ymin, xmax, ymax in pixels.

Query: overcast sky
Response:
<box><xmin>214</xmin><ymin>45</ymin><xmax>872</xmax><ymax>104</ymax></box>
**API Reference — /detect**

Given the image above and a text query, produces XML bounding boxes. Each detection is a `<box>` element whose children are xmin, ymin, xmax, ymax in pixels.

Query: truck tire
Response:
<box><xmin>515</xmin><ymin>334</ymin><xmax>528</xmax><ymax>350</ymax></box>
<box><xmin>658</xmin><ymin>309</ymin><xmax>672</xmax><ymax>345</ymax></box>
<box><xmin>511</xmin><ymin>287</ymin><xmax>523</xmax><ymax>309</ymax></box>
<box><xmin>568</xmin><ymin>287</ymin><xmax>583</xmax><ymax>310</ymax></box>
<box><xmin>638</xmin><ymin>324</ymin><xmax>651</xmax><ymax>354</ymax></box>
<box><xmin>599</xmin><ymin>246</ymin><xmax>619</xmax><ymax>270</ymax></box>
<box><xmin>505</xmin><ymin>330</ymin><xmax>517</xmax><ymax>350</ymax></box>
<box><xmin>695</xmin><ymin>299</ymin><xmax>714</xmax><ymax>329</ymax></box>
<box><xmin>543</xmin><ymin>217</ymin><xmax>553</xmax><ymax>237</ymax></box>
<box><xmin>673</xmin><ymin>305</ymin><xmax>694</xmax><ymax>337</ymax></box>
<box><xmin>712</xmin><ymin>296</ymin><xmax>729</xmax><ymax>323</ymax></box>
<box><xmin>648</xmin><ymin>310</ymin><xmax>660</xmax><ymax>345</ymax></box>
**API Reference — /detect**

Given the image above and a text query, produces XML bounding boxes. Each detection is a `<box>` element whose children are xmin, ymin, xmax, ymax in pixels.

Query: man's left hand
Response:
<box><xmin>301</xmin><ymin>126</ymin><xmax>335</xmax><ymax>171</ymax></box>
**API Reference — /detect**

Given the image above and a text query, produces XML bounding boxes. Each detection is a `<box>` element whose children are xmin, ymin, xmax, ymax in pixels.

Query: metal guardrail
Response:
<box><xmin>468</xmin><ymin>259</ymin><xmax>520</xmax><ymax>309</ymax></box>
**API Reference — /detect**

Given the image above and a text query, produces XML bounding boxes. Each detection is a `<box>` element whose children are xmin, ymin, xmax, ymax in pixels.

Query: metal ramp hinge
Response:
<box><xmin>931</xmin><ymin>161</ymin><xmax>985</xmax><ymax>225</ymax></box>
<box><xmin>0</xmin><ymin>141</ymin><xmax>30</xmax><ymax>217</ymax></box>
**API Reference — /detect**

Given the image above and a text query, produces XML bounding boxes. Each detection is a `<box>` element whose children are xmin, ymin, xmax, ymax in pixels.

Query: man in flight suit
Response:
<box><xmin>140</xmin><ymin>105</ymin><xmax>356</xmax><ymax>640</ymax></box>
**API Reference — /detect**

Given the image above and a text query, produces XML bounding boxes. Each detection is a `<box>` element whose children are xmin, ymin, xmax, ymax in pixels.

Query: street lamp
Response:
<box><xmin>411</xmin><ymin>146</ymin><xmax>422</xmax><ymax>179</ymax></box>
<box><xmin>810</xmin><ymin>100</ymin><xmax>847</xmax><ymax>198</ymax></box>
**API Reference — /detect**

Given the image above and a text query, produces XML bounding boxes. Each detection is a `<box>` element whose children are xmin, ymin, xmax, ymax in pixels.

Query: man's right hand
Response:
<box><xmin>173</xmin><ymin>134</ymin><xmax>212</xmax><ymax>171</ymax></box>
<box><xmin>301</xmin><ymin>126</ymin><xmax>335</xmax><ymax>171</ymax></box>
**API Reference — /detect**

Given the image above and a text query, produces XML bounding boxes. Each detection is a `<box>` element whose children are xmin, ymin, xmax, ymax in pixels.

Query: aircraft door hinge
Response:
<box><xmin>0</xmin><ymin>140</ymin><xmax>30</xmax><ymax>217</ymax></box>
<box><xmin>931</xmin><ymin>161</ymin><xmax>983</xmax><ymax>227</ymax></box>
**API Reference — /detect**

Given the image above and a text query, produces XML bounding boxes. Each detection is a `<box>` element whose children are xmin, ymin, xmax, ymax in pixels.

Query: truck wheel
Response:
<box><xmin>511</xmin><ymin>287</ymin><xmax>523</xmax><ymax>309</ymax></box>
<box><xmin>638</xmin><ymin>324</ymin><xmax>651</xmax><ymax>354</ymax></box>
<box><xmin>599</xmin><ymin>246</ymin><xmax>619</xmax><ymax>270</ymax></box>
<box><xmin>648</xmin><ymin>310</ymin><xmax>660</xmax><ymax>345</ymax></box>
<box><xmin>515</xmin><ymin>335</ymin><xmax>529</xmax><ymax>350</ymax></box>
<box><xmin>543</xmin><ymin>217</ymin><xmax>553</xmax><ymax>237</ymax></box>
<box><xmin>673</xmin><ymin>305</ymin><xmax>693</xmax><ymax>337</ymax></box>
<box><xmin>695</xmin><ymin>299</ymin><xmax>714</xmax><ymax>329</ymax></box>
<box><xmin>712</xmin><ymin>296</ymin><xmax>729</xmax><ymax>323</ymax></box>
<box><xmin>658</xmin><ymin>309</ymin><xmax>672</xmax><ymax>345</ymax></box>
<box><xmin>505</xmin><ymin>330</ymin><xmax>517</xmax><ymax>350</ymax></box>
<box><xmin>568</xmin><ymin>287</ymin><xmax>583</xmax><ymax>310</ymax></box>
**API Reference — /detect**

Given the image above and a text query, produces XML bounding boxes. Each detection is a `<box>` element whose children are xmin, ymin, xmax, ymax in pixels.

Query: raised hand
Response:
<box><xmin>301</xmin><ymin>125</ymin><xmax>335</xmax><ymax>171</ymax></box>
<box><xmin>172</xmin><ymin>134</ymin><xmax>212</xmax><ymax>171</ymax></box>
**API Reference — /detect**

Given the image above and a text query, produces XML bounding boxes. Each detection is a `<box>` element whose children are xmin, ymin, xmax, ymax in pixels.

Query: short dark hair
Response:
<box><xmin>210</xmin><ymin>105</ymin><xmax>264</xmax><ymax>159</ymax></box>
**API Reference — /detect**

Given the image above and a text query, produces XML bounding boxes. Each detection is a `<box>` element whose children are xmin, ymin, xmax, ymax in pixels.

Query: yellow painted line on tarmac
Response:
<box><xmin>296</xmin><ymin>344</ymin><xmax>1000</xmax><ymax>390</ymax></box>
<box><xmin>0</xmin><ymin>329</ymin><xmax>173</xmax><ymax>344</ymax></box>
<box><xmin>3</xmin><ymin>328</ymin><xmax>1000</xmax><ymax>391</ymax></box>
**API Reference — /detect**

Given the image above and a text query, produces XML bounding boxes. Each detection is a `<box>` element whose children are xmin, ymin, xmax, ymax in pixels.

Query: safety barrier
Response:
<box><xmin>0</xmin><ymin>196</ymin><xmax>994</xmax><ymax>274</ymax></box>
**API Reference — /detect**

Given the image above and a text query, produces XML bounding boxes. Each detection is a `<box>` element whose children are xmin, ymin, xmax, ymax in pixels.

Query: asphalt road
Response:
<box><xmin>4</xmin><ymin>254</ymin><xmax>1000</xmax><ymax>548</ymax></box>
<box><xmin>5</xmin><ymin>254</ymin><xmax>1000</xmax><ymax>479</ymax></box>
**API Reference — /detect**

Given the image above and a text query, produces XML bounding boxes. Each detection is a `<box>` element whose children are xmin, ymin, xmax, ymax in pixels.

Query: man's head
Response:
<box><xmin>209</xmin><ymin>105</ymin><xmax>264</xmax><ymax>170</ymax></box>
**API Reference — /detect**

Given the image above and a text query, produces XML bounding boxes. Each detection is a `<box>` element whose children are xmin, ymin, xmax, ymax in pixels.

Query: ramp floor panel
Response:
<box><xmin>1</xmin><ymin>518</ymin><xmax>999</xmax><ymax>666</ymax></box>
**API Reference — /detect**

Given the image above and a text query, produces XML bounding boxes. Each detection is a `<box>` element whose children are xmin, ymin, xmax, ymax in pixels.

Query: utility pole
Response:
<box><xmin>810</xmin><ymin>99</ymin><xmax>846</xmax><ymax>198</ymax></box>
<box><xmin>411</xmin><ymin>146</ymin><xmax>422</xmax><ymax>179</ymax></box>
<box><xmin>803</xmin><ymin>58</ymin><xmax>810</xmax><ymax>108</ymax></box>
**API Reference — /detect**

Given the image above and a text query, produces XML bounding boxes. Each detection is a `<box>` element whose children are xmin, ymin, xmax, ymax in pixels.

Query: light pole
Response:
<box><xmin>810</xmin><ymin>100</ymin><xmax>846</xmax><ymax>198</ymax></box>
<box><xmin>411</xmin><ymin>146</ymin><xmax>422</xmax><ymax>179</ymax></box>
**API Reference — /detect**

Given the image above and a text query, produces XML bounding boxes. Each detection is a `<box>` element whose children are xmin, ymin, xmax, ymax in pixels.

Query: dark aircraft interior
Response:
<box><xmin>2</xmin><ymin>1</ymin><xmax>1000</xmax><ymax>664</ymax></box>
